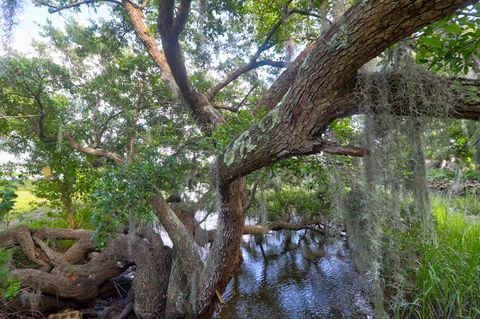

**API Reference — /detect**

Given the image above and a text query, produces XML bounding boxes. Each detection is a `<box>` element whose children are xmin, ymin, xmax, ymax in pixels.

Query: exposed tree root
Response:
<box><xmin>0</xmin><ymin>224</ymin><xmax>177</xmax><ymax>319</ymax></box>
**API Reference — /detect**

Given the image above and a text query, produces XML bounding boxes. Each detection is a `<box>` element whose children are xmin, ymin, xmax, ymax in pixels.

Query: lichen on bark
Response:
<box><xmin>327</xmin><ymin>24</ymin><xmax>349</xmax><ymax>51</ymax></box>
<box><xmin>223</xmin><ymin>131</ymin><xmax>257</xmax><ymax>166</ymax></box>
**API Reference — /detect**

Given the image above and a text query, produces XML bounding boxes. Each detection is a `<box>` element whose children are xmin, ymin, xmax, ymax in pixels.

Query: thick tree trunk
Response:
<box><xmin>131</xmin><ymin>224</ymin><xmax>172</xmax><ymax>319</ymax></box>
<box><xmin>194</xmin><ymin>177</ymin><xmax>247</xmax><ymax>318</ymax></box>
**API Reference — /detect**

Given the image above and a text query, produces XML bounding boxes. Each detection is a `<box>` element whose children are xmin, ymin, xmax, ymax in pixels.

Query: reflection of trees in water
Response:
<box><xmin>219</xmin><ymin>230</ymin><xmax>373</xmax><ymax>319</ymax></box>
<box><xmin>243</xmin><ymin>231</ymin><xmax>305</xmax><ymax>283</ymax></box>
<box><xmin>221</xmin><ymin>234</ymin><xmax>284</xmax><ymax>317</ymax></box>
<box><xmin>220</xmin><ymin>230</ymin><xmax>324</xmax><ymax>318</ymax></box>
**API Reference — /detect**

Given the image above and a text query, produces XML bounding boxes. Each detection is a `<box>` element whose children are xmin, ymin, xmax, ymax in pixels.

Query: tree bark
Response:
<box><xmin>194</xmin><ymin>177</ymin><xmax>247</xmax><ymax>318</ymax></box>
<box><xmin>131</xmin><ymin>224</ymin><xmax>172</xmax><ymax>319</ymax></box>
<box><xmin>216</xmin><ymin>0</ymin><xmax>477</xmax><ymax>186</ymax></box>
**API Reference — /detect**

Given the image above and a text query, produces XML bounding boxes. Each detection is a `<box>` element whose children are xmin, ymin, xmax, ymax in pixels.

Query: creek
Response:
<box><xmin>216</xmin><ymin>229</ymin><xmax>374</xmax><ymax>319</ymax></box>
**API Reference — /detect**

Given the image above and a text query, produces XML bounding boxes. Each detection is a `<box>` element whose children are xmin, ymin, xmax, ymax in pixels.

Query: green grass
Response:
<box><xmin>400</xmin><ymin>200</ymin><xmax>480</xmax><ymax>318</ymax></box>
<box><xmin>12</xmin><ymin>186</ymin><xmax>45</xmax><ymax>213</ymax></box>
<box><xmin>434</xmin><ymin>192</ymin><xmax>480</xmax><ymax>216</ymax></box>
<box><xmin>8</xmin><ymin>183</ymin><xmax>93</xmax><ymax>230</ymax></box>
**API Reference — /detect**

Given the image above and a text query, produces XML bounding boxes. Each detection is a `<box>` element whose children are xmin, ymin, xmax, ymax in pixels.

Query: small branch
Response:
<box><xmin>253</xmin><ymin>19</ymin><xmax>284</xmax><ymax>60</ymax></box>
<box><xmin>292</xmin><ymin>139</ymin><xmax>367</xmax><ymax>158</ymax></box>
<box><xmin>196</xmin><ymin>211</ymin><xmax>212</xmax><ymax>226</ymax></box>
<box><xmin>243</xmin><ymin>178</ymin><xmax>259</xmax><ymax>212</ymax></box>
<box><xmin>206</xmin><ymin>60</ymin><xmax>287</xmax><ymax>101</ymax></box>
<box><xmin>288</xmin><ymin>8</ymin><xmax>332</xmax><ymax>27</ymax></box>
<box><xmin>65</xmin><ymin>135</ymin><xmax>125</xmax><ymax>164</ymax></box>
<box><xmin>35</xmin><ymin>0</ymin><xmax>122</xmax><ymax>13</ymax></box>
<box><xmin>174</xmin><ymin>0</ymin><xmax>192</xmax><ymax>37</ymax></box>
<box><xmin>206</xmin><ymin>2</ymin><xmax>331</xmax><ymax>101</ymax></box>
<box><xmin>212</xmin><ymin>103</ymin><xmax>238</xmax><ymax>112</ymax></box>
<box><xmin>314</xmin><ymin>140</ymin><xmax>368</xmax><ymax>157</ymax></box>
<box><xmin>236</xmin><ymin>84</ymin><xmax>257</xmax><ymax>110</ymax></box>
<box><xmin>128</xmin><ymin>80</ymin><xmax>145</xmax><ymax>163</ymax></box>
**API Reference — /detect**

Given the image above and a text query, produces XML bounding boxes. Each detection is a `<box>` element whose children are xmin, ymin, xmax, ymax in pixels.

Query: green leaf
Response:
<box><xmin>444</xmin><ymin>23</ymin><xmax>463</xmax><ymax>34</ymax></box>
<box><xmin>423</xmin><ymin>36</ymin><xmax>442</xmax><ymax>49</ymax></box>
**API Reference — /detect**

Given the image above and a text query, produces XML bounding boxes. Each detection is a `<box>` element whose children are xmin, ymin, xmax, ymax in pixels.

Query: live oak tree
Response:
<box><xmin>1</xmin><ymin>1</ymin><xmax>480</xmax><ymax>319</ymax></box>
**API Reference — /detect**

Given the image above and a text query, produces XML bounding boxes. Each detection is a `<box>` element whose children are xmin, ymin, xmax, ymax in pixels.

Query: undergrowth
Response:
<box><xmin>395</xmin><ymin>199</ymin><xmax>480</xmax><ymax>318</ymax></box>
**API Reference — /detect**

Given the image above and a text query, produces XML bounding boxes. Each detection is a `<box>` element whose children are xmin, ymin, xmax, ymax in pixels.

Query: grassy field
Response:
<box><xmin>12</xmin><ymin>183</ymin><xmax>47</xmax><ymax>214</ymax></box>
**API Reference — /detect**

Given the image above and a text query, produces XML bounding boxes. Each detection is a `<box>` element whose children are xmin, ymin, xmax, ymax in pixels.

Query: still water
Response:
<box><xmin>216</xmin><ymin>230</ymin><xmax>374</xmax><ymax>319</ymax></box>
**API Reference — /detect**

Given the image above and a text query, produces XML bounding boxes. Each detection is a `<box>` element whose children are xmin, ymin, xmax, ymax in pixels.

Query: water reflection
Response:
<box><xmin>216</xmin><ymin>230</ymin><xmax>373</xmax><ymax>319</ymax></box>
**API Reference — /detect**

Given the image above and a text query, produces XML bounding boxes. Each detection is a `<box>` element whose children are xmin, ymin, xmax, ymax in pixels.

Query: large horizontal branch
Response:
<box><xmin>200</xmin><ymin>220</ymin><xmax>325</xmax><ymax>243</ymax></box>
<box><xmin>450</xmin><ymin>78</ymin><xmax>480</xmax><ymax>121</ymax></box>
<box><xmin>215</xmin><ymin>0</ymin><xmax>476</xmax><ymax>187</ymax></box>
<box><xmin>339</xmin><ymin>75</ymin><xmax>480</xmax><ymax>121</ymax></box>
<box><xmin>243</xmin><ymin>220</ymin><xmax>325</xmax><ymax>235</ymax></box>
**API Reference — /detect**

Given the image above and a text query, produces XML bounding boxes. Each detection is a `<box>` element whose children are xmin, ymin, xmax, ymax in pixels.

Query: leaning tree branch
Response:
<box><xmin>212</xmin><ymin>103</ymin><xmax>238</xmax><ymax>112</ymax></box>
<box><xmin>121</xmin><ymin>0</ymin><xmax>177</xmax><ymax>93</ymax></box>
<box><xmin>33</xmin><ymin>95</ymin><xmax>57</xmax><ymax>143</ymax></box>
<box><xmin>150</xmin><ymin>191</ymin><xmax>203</xmax><ymax>273</ymax></box>
<box><xmin>215</xmin><ymin>0</ymin><xmax>477</xmax><ymax>187</ymax></box>
<box><xmin>200</xmin><ymin>220</ymin><xmax>325</xmax><ymax>243</ymax></box>
<box><xmin>174</xmin><ymin>0</ymin><xmax>192</xmax><ymax>37</ymax></box>
<box><xmin>157</xmin><ymin>0</ymin><xmax>224</xmax><ymax>132</ymax></box>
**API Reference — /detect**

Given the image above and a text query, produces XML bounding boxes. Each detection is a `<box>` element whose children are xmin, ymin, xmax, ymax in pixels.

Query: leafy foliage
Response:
<box><xmin>0</xmin><ymin>249</ymin><xmax>20</xmax><ymax>300</ymax></box>
<box><xmin>415</xmin><ymin>4</ymin><xmax>480</xmax><ymax>75</ymax></box>
<box><xmin>90</xmin><ymin>157</ymin><xmax>193</xmax><ymax>248</ymax></box>
<box><xmin>0</xmin><ymin>175</ymin><xmax>17</xmax><ymax>223</ymax></box>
